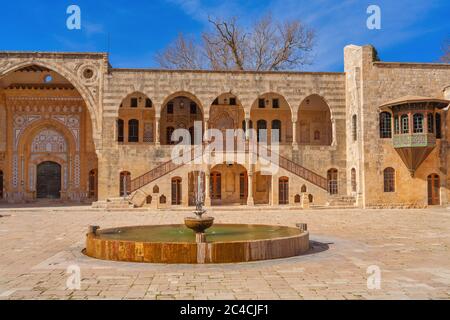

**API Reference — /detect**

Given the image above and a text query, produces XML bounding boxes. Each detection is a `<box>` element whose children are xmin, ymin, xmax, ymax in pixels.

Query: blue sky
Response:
<box><xmin>0</xmin><ymin>0</ymin><xmax>448</xmax><ymax>71</ymax></box>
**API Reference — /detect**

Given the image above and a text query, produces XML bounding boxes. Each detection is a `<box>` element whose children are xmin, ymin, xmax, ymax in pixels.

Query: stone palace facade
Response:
<box><xmin>0</xmin><ymin>45</ymin><xmax>449</xmax><ymax>209</ymax></box>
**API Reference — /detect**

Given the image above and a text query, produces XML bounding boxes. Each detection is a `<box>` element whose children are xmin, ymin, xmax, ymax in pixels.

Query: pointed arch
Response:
<box><xmin>0</xmin><ymin>61</ymin><xmax>100</xmax><ymax>140</ymax></box>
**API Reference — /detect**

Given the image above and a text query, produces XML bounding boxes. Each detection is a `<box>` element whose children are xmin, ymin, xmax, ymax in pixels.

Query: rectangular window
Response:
<box><xmin>145</xmin><ymin>98</ymin><xmax>152</xmax><ymax>108</ymax></box>
<box><xmin>258</xmin><ymin>98</ymin><xmax>265</xmax><ymax>108</ymax></box>
<box><xmin>130</xmin><ymin>98</ymin><xmax>138</xmax><ymax>108</ymax></box>
<box><xmin>272</xmin><ymin>99</ymin><xmax>279</xmax><ymax>108</ymax></box>
<box><xmin>229</xmin><ymin>98</ymin><xmax>236</xmax><ymax>106</ymax></box>
<box><xmin>394</xmin><ymin>116</ymin><xmax>399</xmax><ymax>134</ymax></box>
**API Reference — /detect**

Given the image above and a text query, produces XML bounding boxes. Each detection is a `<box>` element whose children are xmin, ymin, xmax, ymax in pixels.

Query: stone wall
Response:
<box><xmin>344</xmin><ymin>45</ymin><xmax>450</xmax><ymax>207</ymax></box>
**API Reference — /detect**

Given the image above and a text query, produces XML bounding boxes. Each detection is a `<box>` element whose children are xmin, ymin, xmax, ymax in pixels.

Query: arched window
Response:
<box><xmin>351</xmin><ymin>168</ymin><xmax>357</xmax><ymax>192</ymax></box>
<box><xmin>413</xmin><ymin>113</ymin><xmax>424</xmax><ymax>133</ymax></box>
<box><xmin>271</xmin><ymin>120</ymin><xmax>282</xmax><ymax>142</ymax></box>
<box><xmin>301</xmin><ymin>185</ymin><xmax>307</xmax><ymax>193</ymax></box>
<box><xmin>166</xmin><ymin>126</ymin><xmax>175</xmax><ymax>145</ymax></box>
<box><xmin>153</xmin><ymin>185</ymin><xmax>160</xmax><ymax>194</ymax></box>
<box><xmin>427</xmin><ymin>113</ymin><xmax>434</xmax><ymax>133</ymax></box>
<box><xmin>171</xmin><ymin>177</ymin><xmax>182</xmax><ymax>205</ymax></box>
<box><xmin>0</xmin><ymin>170</ymin><xmax>3</xmax><ymax>199</ymax></box>
<box><xmin>279</xmin><ymin>177</ymin><xmax>289</xmax><ymax>205</ymax></box>
<box><xmin>327</xmin><ymin>169</ymin><xmax>338</xmax><ymax>195</ymax></box>
<box><xmin>314</xmin><ymin>130</ymin><xmax>320</xmax><ymax>140</ymax></box>
<box><xmin>401</xmin><ymin>114</ymin><xmax>409</xmax><ymax>134</ymax></box>
<box><xmin>294</xmin><ymin>194</ymin><xmax>301</xmax><ymax>203</ymax></box>
<box><xmin>352</xmin><ymin>114</ymin><xmax>357</xmax><ymax>141</ymax></box>
<box><xmin>146</xmin><ymin>195</ymin><xmax>152</xmax><ymax>204</ymax></box>
<box><xmin>379</xmin><ymin>112</ymin><xmax>392</xmax><ymax>138</ymax></box>
<box><xmin>117</xmin><ymin>119</ymin><xmax>124</xmax><ymax>142</ymax></box>
<box><xmin>119</xmin><ymin>171</ymin><xmax>131</xmax><ymax>196</ymax></box>
<box><xmin>128</xmin><ymin>119</ymin><xmax>139</xmax><ymax>142</ymax></box>
<box><xmin>436</xmin><ymin>113</ymin><xmax>442</xmax><ymax>139</ymax></box>
<box><xmin>257</xmin><ymin>120</ymin><xmax>267</xmax><ymax>142</ymax></box>
<box><xmin>383</xmin><ymin>168</ymin><xmax>395</xmax><ymax>192</ymax></box>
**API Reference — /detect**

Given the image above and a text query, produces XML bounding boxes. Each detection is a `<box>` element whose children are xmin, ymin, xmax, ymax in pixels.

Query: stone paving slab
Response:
<box><xmin>0</xmin><ymin>206</ymin><xmax>449</xmax><ymax>300</ymax></box>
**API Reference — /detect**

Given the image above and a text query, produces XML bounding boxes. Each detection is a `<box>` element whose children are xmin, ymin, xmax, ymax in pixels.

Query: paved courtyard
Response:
<box><xmin>0</xmin><ymin>205</ymin><xmax>449</xmax><ymax>300</ymax></box>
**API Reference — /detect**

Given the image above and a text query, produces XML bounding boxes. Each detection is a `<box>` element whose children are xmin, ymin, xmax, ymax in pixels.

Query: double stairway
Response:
<box><xmin>100</xmin><ymin>144</ymin><xmax>355</xmax><ymax>208</ymax></box>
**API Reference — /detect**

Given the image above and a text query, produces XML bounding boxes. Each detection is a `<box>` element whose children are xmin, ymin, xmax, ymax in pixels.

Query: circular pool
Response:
<box><xmin>85</xmin><ymin>224</ymin><xmax>309</xmax><ymax>264</ymax></box>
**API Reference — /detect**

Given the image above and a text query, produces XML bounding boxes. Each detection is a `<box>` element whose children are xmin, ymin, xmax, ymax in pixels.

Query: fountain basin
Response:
<box><xmin>184</xmin><ymin>216</ymin><xmax>215</xmax><ymax>233</ymax></box>
<box><xmin>85</xmin><ymin>224</ymin><xmax>309</xmax><ymax>264</ymax></box>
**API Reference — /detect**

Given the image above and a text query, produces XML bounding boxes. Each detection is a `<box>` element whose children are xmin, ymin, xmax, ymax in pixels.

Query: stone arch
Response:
<box><xmin>210</xmin><ymin>163</ymin><xmax>248</xmax><ymax>205</ymax></box>
<box><xmin>297</xmin><ymin>94</ymin><xmax>333</xmax><ymax>145</ymax></box>
<box><xmin>16</xmin><ymin>121</ymin><xmax>75</xmax><ymax>199</ymax></box>
<box><xmin>18</xmin><ymin>119</ymin><xmax>77</xmax><ymax>156</ymax></box>
<box><xmin>160</xmin><ymin>91</ymin><xmax>205</xmax><ymax>117</ymax></box>
<box><xmin>250</xmin><ymin>92</ymin><xmax>293</xmax><ymax>143</ymax></box>
<box><xmin>160</xmin><ymin>91</ymin><xmax>204</xmax><ymax>145</ymax></box>
<box><xmin>117</xmin><ymin>91</ymin><xmax>156</xmax><ymax>144</ymax></box>
<box><xmin>209</xmin><ymin>92</ymin><xmax>245</xmax><ymax>131</ymax></box>
<box><xmin>0</xmin><ymin>61</ymin><xmax>100</xmax><ymax>142</ymax></box>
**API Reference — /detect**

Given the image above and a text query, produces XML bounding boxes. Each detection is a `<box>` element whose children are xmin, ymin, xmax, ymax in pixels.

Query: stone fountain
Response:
<box><xmin>85</xmin><ymin>171</ymin><xmax>310</xmax><ymax>264</ymax></box>
<box><xmin>184</xmin><ymin>172</ymin><xmax>214</xmax><ymax>243</ymax></box>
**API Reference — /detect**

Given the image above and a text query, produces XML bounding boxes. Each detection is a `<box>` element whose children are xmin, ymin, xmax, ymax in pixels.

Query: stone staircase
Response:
<box><xmin>120</xmin><ymin>144</ymin><xmax>329</xmax><ymax>208</ymax></box>
<box><xmin>311</xmin><ymin>195</ymin><xmax>357</xmax><ymax>209</ymax></box>
<box><xmin>92</xmin><ymin>197</ymin><xmax>134</xmax><ymax>209</ymax></box>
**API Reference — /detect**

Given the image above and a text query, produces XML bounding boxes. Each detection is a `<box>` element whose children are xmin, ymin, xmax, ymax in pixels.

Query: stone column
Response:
<box><xmin>204</xmin><ymin>170</ymin><xmax>211</xmax><ymax>207</ymax></box>
<box><xmin>203</xmin><ymin>118</ymin><xmax>209</xmax><ymax>144</ymax></box>
<box><xmin>247</xmin><ymin>169</ymin><xmax>255</xmax><ymax>206</ymax></box>
<box><xmin>292</xmin><ymin>120</ymin><xmax>298</xmax><ymax>149</ymax></box>
<box><xmin>245</xmin><ymin>117</ymin><xmax>250</xmax><ymax>140</ymax></box>
<box><xmin>155</xmin><ymin>116</ymin><xmax>160</xmax><ymax>145</ymax></box>
<box><xmin>271</xmin><ymin>175</ymin><xmax>276</xmax><ymax>206</ymax></box>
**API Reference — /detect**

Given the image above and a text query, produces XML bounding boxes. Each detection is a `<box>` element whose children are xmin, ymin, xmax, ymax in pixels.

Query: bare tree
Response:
<box><xmin>203</xmin><ymin>17</ymin><xmax>247</xmax><ymax>71</ymax></box>
<box><xmin>249</xmin><ymin>15</ymin><xmax>315</xmax><ymax>71</ymax></box>
<box><xmin>155</xmin><ymin>33</ymin><xmax>204</xmax><ymax>70</ymax></box>
<box><xmin>156</xmin><ymin>15</ymin><xmax>315</xmax><ymax>71</ymax></box>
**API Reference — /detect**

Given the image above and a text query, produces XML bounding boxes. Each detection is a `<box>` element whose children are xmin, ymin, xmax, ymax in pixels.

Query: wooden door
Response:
<box><xmin>427</xmin><ymin>174</ymin><xmax>440</xmax><ymax>205</ymax></box>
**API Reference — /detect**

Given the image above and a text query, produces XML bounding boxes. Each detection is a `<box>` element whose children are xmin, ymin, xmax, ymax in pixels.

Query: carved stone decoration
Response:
<box><xmin>63</xmin><ymin>164</ymin><xmax>68</xmax><ymax>190</ymax></box>
<box><xmin>74</xmin><ymin>154</ymin><xmax>80</xmax><ymax>188</ymax></box>
<box><xmin>13</xmin><ymin>115</ymin><xmax>42</xmax><ymax>150</ymax></box>
<box><xmin>12</xmin><ymin>154</ymin><xmax>18</xmax><ymax>188</ymax></box>
<box><xmin>77</xmin><ymin>63</ymin><xmax>99</xmax><ymax>85</ymax></box>
<box><xmin>29</xmin><ymin>164</ymin><xmax>34</xmax><ymax>191</ymax></box>
<box><xmin>31</xmin><ymin>129</ymin><xmax>67</xmax><ymax>153</ymax></box>
<box><xmin>52</xmin><ymin>115</ymin><xmax>80</xmax><ymax>151</ymax></box>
